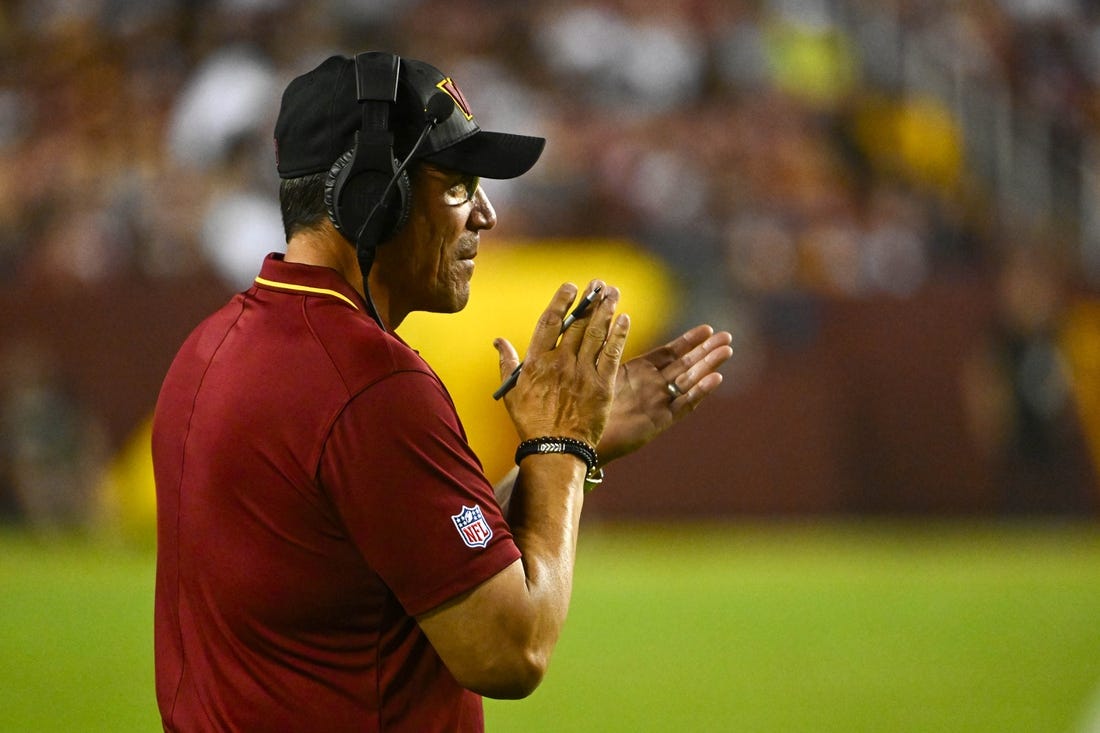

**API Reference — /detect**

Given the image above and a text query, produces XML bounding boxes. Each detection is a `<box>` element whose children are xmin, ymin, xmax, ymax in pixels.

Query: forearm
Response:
<box><xmin>417</xmin><ymin>453</ymin><xmax>588</xmax><ymax>699</ymax></box>
<box><xmin>507</xmin><ymin>454</ymin><xmax>587</xmax><ymax>653</ymax></box>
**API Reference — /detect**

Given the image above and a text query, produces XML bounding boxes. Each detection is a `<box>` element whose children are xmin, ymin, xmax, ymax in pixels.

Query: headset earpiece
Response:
<box><xmin>325</xmin><ymin>145</ymin><xmax>411</xmax><ymax>242</ymax></box>
<box><xmin>324</xmin><ymin>52</ymin><xmax>410</xmax><ymax>249</ymax></box>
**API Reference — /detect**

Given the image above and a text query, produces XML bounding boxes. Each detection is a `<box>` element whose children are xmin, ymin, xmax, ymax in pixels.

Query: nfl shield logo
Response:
<box><xmin>451</xmin><ymin>505</ymin><xmax>493</xmax><ymax>548</ymax></box>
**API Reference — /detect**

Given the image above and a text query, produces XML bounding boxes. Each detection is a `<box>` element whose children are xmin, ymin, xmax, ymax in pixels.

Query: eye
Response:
<box><xmin>442</xmin><ymin>175</ymin><xmax>480</xmax><ymax>206</ymax></box>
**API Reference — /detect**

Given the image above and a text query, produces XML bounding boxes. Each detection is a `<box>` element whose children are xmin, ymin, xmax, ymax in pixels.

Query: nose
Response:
<box><xmin>468</xmin><ymin>186</ymin><xmax>496</xmax><ymax>232</ymax></box>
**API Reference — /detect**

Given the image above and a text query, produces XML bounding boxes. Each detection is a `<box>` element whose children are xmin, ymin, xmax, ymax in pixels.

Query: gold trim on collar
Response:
<box><xmin>254</xmin><ymin>276</ymin><xmax>360</xmax><ymax>311</ymax></box>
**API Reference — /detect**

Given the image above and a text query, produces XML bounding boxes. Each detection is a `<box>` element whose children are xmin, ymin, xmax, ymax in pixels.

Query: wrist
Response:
<box><xmin>515</xmin><ymin>436</ymin><xmax>603</xmax><ymax>491</ymax></box>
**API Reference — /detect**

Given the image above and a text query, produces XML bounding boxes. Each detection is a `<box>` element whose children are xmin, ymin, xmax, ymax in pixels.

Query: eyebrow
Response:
<box><xmin>418</xmin><ymin>164</ymin><xmax>455</xmax><ymax>176</ymax></box>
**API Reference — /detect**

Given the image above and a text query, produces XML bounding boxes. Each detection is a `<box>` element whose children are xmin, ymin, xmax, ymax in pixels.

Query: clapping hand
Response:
<box><xmin>597</xmin><ymin>325</ymin><xmax>733</xmax><ymax>464</ymax></box>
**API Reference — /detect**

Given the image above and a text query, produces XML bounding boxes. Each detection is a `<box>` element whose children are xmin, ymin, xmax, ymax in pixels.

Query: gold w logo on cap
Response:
<box><xmin>436</xmin><ymin>77</ymin><xmax>474</xmax><ymax>121</ymax></box>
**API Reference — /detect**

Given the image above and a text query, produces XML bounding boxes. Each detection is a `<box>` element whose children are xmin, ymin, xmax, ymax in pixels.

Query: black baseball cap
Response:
<box><xmin>274</xmin><ymin>53</ymin><xmax>545</xmax><ymax>180</ymax></box>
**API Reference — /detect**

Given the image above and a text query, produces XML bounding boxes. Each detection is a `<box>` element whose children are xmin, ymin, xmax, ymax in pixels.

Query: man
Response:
<box><xmin>152</xmin><ymin>51</ymin><xmax>732</xmax><ymax>732</ymax></box>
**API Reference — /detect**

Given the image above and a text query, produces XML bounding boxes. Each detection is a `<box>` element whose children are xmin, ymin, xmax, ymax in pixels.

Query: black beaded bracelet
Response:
<box><xmin>515</xmin><ymin>436</ymin><xmax>599</xmax><ymax>475</ymax></box>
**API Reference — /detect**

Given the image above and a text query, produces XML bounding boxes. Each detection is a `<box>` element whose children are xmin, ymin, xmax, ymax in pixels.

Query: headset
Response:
<box><xmin>324</xmin><ymin>51</ymin><xmax>458</xmax><ymax>253</ymax></box>
<box><xmin>323</xmin><ymin>52</ymin><xmax>409</xmax><ymax>252</ymax></box>
<box><xmin>322</xmin><ymin>52</ymin><xmax>456</xmax><ymax>329</ymax></box>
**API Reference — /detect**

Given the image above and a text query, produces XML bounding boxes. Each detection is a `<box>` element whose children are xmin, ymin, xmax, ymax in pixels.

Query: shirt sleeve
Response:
<box><xmin>318</xmin><ymin>368</ymin><xmax>521</xmax><ymax>617</ymax></box>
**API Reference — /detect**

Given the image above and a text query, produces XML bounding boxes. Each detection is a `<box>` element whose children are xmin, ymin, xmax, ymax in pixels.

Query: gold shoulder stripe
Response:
<box><xmin>254</xmin><ymin>276</ymin><xmax>360</xmax><ymax>310</ymax></box>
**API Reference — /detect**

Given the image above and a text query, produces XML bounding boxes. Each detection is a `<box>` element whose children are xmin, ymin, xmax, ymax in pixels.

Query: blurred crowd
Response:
<box><xmin>5</xmin><ymin>0</ymin><xmax>1100</xmax><ymax>307</ymax></box>
<box><xmin>3</xmin><ymin>0</ymin><xmax>1100</xmax><ymax>528</ymax></box>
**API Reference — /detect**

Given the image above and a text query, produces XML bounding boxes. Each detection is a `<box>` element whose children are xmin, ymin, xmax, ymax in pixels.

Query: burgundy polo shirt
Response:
<box><xmin>152</xmin><ymin>253</ymin><xmax>520</xmax><ymax>732</ymax></box>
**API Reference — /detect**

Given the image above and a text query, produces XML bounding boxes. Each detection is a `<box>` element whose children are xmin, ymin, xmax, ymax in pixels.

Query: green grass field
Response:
<box><xmin>2</xmin><ymin>521</ymin><xmax>1099</xmax><ymax>732</ymax></box>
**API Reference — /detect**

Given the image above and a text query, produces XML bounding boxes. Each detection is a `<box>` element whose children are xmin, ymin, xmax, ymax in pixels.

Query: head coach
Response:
<box><xmin>151</xmin><ymin>51</ymin><xmax>732</xmax><ymax>732</ymax></box>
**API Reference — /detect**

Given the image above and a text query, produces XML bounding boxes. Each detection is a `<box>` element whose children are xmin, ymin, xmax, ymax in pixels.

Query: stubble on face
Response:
<box><xmin>377</xmin><ymin>165</ymin><xmax>494</xmax><ymax>320</ymax></box>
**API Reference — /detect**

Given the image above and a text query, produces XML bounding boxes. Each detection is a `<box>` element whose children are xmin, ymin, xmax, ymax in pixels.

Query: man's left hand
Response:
<box><xmin>597</xmin><ymin>324</ymin><xmax>733</xmax><ymax>464</ymax></box>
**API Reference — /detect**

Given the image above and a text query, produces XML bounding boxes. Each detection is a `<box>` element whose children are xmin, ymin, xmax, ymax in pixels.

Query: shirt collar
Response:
<box><xmin>253</xmin><ymin>253</ymin><xmax>367</xmax><ymax>312</ymax></box>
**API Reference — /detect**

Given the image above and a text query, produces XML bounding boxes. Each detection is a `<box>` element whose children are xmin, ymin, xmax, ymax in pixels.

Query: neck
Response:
<box><xmin>284</xmin><ymin>224</ymin><xmax>405</xmax><ymax>330</ymax></box>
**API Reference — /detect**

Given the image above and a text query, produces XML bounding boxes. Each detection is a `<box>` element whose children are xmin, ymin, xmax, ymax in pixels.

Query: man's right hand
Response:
<box><xmin>493</xmin><ymin>281</ymin><xmax>630</xmax><ymax>450</ymax></box>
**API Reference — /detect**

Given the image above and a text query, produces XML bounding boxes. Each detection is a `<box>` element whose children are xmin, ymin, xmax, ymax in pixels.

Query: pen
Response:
<box><xmin>492</xmin><ymin>286</ymin><xmax>603</xmax><ymax>400</ymax></box>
